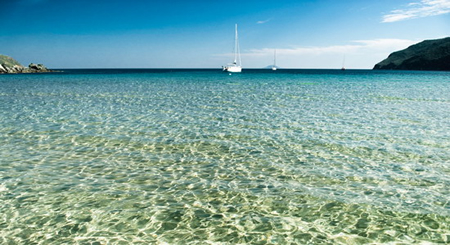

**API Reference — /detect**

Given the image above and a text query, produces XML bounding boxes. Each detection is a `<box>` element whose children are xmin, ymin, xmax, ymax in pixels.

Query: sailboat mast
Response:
<box><xmin>234</xmin><ymin>24</ymin><xmax>240</xmax><ymax>65</ymax></box>
<box><xmin>237</xmin><ymin>27</ymin><xmax>241</xmax><ymax>66</ymax></box>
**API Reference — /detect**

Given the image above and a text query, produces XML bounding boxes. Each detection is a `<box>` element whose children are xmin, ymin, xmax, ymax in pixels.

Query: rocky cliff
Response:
<box><xmin>373</xmin><ymin>37</ymin><xmax>450</xmax><ymax>71</ymax></box>
<box><xmin>0</xmin><ymin>54</ymin><xmax>53</xmax><ymax>74</ymax></box>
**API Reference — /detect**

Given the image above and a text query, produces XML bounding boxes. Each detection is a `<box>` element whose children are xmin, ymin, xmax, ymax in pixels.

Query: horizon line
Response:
<box><xmin>50</xmin><ymin>67</ymin><xmax>373</xmax><ymax>70</ymax></box>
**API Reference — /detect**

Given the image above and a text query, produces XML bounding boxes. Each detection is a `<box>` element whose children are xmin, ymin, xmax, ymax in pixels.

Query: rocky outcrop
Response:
<box><xmin>28</xmin><ymin>63</ymin><xmax>51</xmax><ymax>72</ymax></box>
<box><xmin>373</xmin><ymin>37</ymin><xmax>450</xmax><ymax>71</ymax></box>
<box><xmin>0</xmin><ymin>54</ymin><xmax>54</xmax><ymax>74</ymax></box>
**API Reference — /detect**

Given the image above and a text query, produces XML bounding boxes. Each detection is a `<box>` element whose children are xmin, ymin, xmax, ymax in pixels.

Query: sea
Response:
<box><xmin>0</xmin><ymin>69</ymin><xmax>449</xmax><ymax>244</ymax></box>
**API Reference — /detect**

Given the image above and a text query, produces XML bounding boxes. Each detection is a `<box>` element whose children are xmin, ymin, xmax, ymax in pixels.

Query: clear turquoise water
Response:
<box><xmin>1</xmin><ymin>69</ymin><xmax>449</xmax><ymax>244</ymax></box>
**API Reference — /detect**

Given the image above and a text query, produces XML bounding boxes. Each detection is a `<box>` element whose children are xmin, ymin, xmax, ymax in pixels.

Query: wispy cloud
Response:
<box><xmin>256</xmin><ymin>18</ymin><xmax>272</xmax><ymax>24</ymax></box>
<box><xmin>246</xmin><ymin>39</ymin><xmax>416</xmax><ymax>56</ymax></box>
<box><xmin>382</xmin><ymin>0</ymin><xmax>450</xmax><ymax>23</ymax></box>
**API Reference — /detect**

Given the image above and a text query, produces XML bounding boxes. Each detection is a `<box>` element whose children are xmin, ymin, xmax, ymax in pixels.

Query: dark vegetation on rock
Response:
<box><xmin>373</xmin><ymin>37</ymin><xmax>450</xmax><ymax>71</ymax></box>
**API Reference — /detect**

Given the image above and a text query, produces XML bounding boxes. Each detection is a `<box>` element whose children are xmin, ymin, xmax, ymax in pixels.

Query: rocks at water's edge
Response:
<box><xmin>373</xmin><ymin>37</ymin><xmax>450</xmax><ymax>71</ymax></box>
<box><xmin>0</xmin><ymin>54</ymin><xmax>54</xmax><ymax>74</ymax></box>
<box><xmin>28</xmin><ymin>63</ymin><xmax>50</xmax><ymax>72</ymax></box>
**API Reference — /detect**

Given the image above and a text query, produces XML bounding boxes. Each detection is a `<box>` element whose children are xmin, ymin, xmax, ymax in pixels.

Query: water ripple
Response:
<box><xmin>1</xmin><ymin>71</ymin><xmax>450</xmax><ymax>244</ymax></box>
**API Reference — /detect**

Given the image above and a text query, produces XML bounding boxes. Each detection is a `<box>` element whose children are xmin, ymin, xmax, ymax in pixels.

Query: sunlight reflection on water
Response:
<box><xmin>0</xmin><ymin>70</ymin><xmax>449</xmax><ymax>244</ymax></box>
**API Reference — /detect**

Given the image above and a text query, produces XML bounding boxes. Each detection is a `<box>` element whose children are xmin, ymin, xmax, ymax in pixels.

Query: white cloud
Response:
<box><xmin>382</xmin><ymin>0</ymin><xmax>450</xmax><ymax>23</ymax></box>
<box><xmin>220</xmin><ymin>39</ymin><xmax>417</xmax><ymax>69</ymax></box>
<box><xmin>256</xmin><ymin>19</ymin><xmax>272</xmax><ymax>24</ymax></box>
<box><xmin>246</xmin><ymin>39</ymin><xmax>416</xmax><ymax>56</ymax></box>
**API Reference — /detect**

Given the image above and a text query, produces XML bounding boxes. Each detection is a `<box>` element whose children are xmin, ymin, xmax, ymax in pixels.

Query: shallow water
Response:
<box><xmin>1</xmin><ymin>69</ymin><xmax>449</xmax><ymax>244</ymax></box>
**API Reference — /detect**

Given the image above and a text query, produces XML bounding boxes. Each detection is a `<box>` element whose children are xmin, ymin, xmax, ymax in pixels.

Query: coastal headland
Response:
<box><xmin>0</xmin><ymin>54</ymin><xmax>53</xmax><ymax>74</ymax></box>
<box><xmin>374</xmin><ymin>37</ymin><xmax>450</xmax><ymax>71</ymax></box>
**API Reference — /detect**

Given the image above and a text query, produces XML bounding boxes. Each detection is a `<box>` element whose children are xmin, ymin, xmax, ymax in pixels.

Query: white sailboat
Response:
<box><xmin>223</xmin><ymin>24</ymin><xmax>242</xmax><ymax>73</ymax></box>
<box><xmin>272</xmin><ymin>49</ymin><xmax>277</xmax><ymax>71</ymax></box>
<box><xmin>341</xmin><ymin>55</ymin><xmax>346</xmax><ymax>71</ymax></box>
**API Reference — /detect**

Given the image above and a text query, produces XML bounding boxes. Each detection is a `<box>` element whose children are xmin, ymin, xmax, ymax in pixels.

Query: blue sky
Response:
<box><xmin>1</xmin><ymin>0</ymin><xmax>449</xmax><ymax>68</ymax></box>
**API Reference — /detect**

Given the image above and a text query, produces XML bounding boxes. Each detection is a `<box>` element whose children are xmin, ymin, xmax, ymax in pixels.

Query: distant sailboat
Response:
<box><xmin>341</xmin><ymin>55</ymin><xmax>346</xmax><ymax>71</ymax></box>
<box><xmin>272</xmin><ymin>49</ymin><xmax>277</xmax><ymax>71</ymax></box>
<box><xmin>223</xmin><ymin>24</ymin><xmax>242</xmax><ymax>73</ymax></box>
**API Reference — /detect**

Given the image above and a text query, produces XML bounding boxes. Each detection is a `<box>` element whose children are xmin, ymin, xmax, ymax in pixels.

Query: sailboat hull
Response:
<box><xmin>223</xmin><ymin>66</ymin><xmax>242</xmax><ymax>73</ymax></box>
